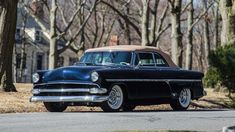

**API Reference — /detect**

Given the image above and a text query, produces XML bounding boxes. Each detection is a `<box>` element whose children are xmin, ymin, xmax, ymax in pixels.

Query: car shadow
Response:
<box><xmin>64</xmin><ymin>108</ymin><xmax>230</xmax><ymax>113</ymax></box>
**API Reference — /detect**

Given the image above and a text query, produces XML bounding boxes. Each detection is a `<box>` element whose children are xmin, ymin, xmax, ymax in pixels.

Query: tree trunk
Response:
<box><xmin>48</xmin><ymin>0</ymin><xmax>58</xmax><ymax>69</ymax></box>
<box><xmin>185</xmin><ymin>0</ymin><xmax>194</xmax><ymax>70</ymax></box>
<box><xmin>79</xmin><ymin>0</ymin><xmax>85</xmax><ymax>55</ymax></box>
<box><xmin>219</xmin><ymin>0</ymin><xmax>235</xmax><ymax>46</ymax></box>
<box><xmin>214</xmin><ymin>1</ymin><xmax>219</xmax><ymax>49</ymax></box>
<box><xmin>203</xmin><ymin>1</ymin><xmax>210</xmax><ymax>70</ymax></box>
<box><xmin>124</xmin><ymin>3</ymin><xmax>131</xmax><ymax>45</ymax></box>
<box><xmin>19</xmin><ymin>14</ymin><xmax>27</xmax><ymax>82</ymax></box>
<box><xmin>141</xmin><ymin>0</ymin><xmax>150</xmax><ymax>46</ymax></box>
<box><xmin>0</xmin><ymin>0</ymin><xmax>17</xmax><ymax>92</ymax></box>
<box><xmin>149</xmin><ymin>0</ymin><xmax>159</xmax><ymax>46</ymax></box>
<box><xmin>169</xmin><ymin>0</ymin><xmax>183</xmax><ymax>67</ymax></box>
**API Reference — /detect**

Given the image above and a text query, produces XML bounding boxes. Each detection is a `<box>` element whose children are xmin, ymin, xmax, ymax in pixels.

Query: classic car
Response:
<box><xmin>30</xmin><ymin>45</ymin><xmax>206</xmax><ymax>112</ymax></box>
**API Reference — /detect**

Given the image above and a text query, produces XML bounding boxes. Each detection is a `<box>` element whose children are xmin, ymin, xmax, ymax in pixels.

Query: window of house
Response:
<box><xmin>37</xmin><ymin>54</ymin><xmax>43</xmax><ymax>70</ymax></box>
<box><xmin>16</xmin><ymin>53</ymin><xmax>26</xmax><ymax>69</ymax></box>
<box><xmin>35</xmin><ymin>30</ymin><xmax>41</xmax><ymax>42</ymax></box>
<box><xmin>57</xmin><ymin>56</ymin><xmax>64</xmax><ymax>67</ymax></box>
<box><xmin>154</xmin><ymin>53</ymin><xmax>169</xmax><ymax>67</ymax></box>
<box><xmin>15</xmin><ymin>28</ymin><xmax>21</xmax><ymax>40</ymax></box>
<box><xmin>137</xmin><ymin>53</ymin><xmax>155</xmax><ymax>66</ymax></box>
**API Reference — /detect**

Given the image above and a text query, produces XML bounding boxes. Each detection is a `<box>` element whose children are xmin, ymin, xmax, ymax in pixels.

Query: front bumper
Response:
<box><xmin>30</xmin><ymin>82</ymin><xmax>108</xmax><ymax>103</ymax></box>
<box><xmin>30</xmin><ymin>95</ymin><xmax>109</xmax><ymax>102</ymax></box>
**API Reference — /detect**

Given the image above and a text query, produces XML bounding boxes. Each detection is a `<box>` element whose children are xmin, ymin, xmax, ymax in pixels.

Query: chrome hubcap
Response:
<box><xmin>179</xmin><ymin>89</ymin><xmax>191</xmax><ymax>108</ymax></box>
<box><xmin>108</xmin><ymin>85</ymin><xmax>123</xmax><ymax>110</ymax></box>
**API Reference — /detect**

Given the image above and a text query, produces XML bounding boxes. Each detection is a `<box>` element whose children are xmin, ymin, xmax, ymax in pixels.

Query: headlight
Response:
<box><xmin>32</xmin><ymin>73</ymin><xmax>40</xmax><ymax>83</ymax></box>
<box><xmin>91</xmin><ymin>71</ymin><xmax>99</xmax><ymax>82</ymax></box>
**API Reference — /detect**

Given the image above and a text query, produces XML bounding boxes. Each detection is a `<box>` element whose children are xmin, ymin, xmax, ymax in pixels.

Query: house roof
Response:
<box><xmin>86</xmin><ymin>45</ymin><xmax>178</xmax><ymax>68</ymax></box>
<box><xmin>17</xmin><ymin>6</ymin><xmax>49</xmax><ymax>30</ymax></box>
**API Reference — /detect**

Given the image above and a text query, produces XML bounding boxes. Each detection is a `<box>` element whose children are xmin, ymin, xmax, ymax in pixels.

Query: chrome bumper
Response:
<box><xmin>31</xmin><ymin>88</ymin><xmax>107</xmax><ymax>94</ymax></box>
<box><xmin>30</xmin><ymin>95</ymin><xmax>109</xmax><ymax>102</ymax></box>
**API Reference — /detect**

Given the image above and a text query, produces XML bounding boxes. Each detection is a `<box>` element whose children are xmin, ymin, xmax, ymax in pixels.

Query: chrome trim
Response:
<box><xmin>32</xmin><ymin>88</ymin><xmax>107</xmax><ymax>94</ymax></box>
<box><xmin>32</xmin><ymin>88</ymin><xmax>89</xmax><ymax>93</ymax></box>
<box><xmin>106</xmin><ymin>79</ymin><xmax>202</xmax><ymax>82</ymax></box>
<box><xmin>30</xmin><ymin>95</ymin><xmax>109</xmax><ymax>102</ymax></box>
<box><xmin>34</xmin><ymin>82</ymin><xmax>100</xmax><ymax>88</ymax></box>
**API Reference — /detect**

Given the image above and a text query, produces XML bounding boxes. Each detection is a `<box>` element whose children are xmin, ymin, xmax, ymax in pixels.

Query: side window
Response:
<box><xmin>138</xmin><ymin>53</ymin><xmax>155</xmax><ymax>66</ymax></box>
<box><xmin>154</xmin><ymin>53</ymin><xmax>169</xmax><ymax>67</ymax></box>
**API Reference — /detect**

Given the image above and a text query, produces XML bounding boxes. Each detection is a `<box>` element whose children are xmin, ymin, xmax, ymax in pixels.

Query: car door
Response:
<box><xmin>133</xmin><ymin>52</ymin><xmax>171</xmax><ymax>99</ymax></box>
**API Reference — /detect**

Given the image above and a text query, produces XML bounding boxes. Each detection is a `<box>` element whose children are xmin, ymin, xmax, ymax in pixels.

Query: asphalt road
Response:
<box><xmin>0</xmin><ymin>110</ymin><xmax>234</xmax><ymax>132</ymax></box>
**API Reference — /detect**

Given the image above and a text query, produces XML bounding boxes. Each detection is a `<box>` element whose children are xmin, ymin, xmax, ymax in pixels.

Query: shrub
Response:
<box><xmin>209</xmin><ymin>44</ymin><xmax>235</xmax><ymax>97</ymax></box>
<box><xmin>203</xmin><ymin>68</ymin><xmax>221</xmax><ymax>88</ymax></box>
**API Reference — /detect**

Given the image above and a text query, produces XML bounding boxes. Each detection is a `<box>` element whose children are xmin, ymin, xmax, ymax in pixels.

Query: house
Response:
<box><xmin>14</xmin><ymin>5</ymin><xmax>78</xmax><ymax>83</ymax></box>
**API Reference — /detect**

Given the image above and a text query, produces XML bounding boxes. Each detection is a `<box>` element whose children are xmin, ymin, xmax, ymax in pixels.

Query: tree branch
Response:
<box><xmin>58</xmin><ymin>0</ymin><xmax>99</xmax><ymax>54</ymax></box>
<box><xmin>189</xmin><ymin>1</ymin><xmax>214</xmax><ymax>30</ymax></box>
<box><xmin>101</xmin><ymin>0</ymin><xmax>141</xmax><ymax>37</ymax></box>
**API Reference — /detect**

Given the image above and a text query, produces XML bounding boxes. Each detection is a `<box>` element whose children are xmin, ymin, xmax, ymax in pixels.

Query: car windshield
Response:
<box><xmin>78</xmin><ymin>51</ymin><xmax>132</xmax><ymax>66</ymax></box>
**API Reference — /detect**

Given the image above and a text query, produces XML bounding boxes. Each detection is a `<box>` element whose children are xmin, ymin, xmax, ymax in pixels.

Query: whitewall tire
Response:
<box><xmin>101</xmin><ymin>85</ymin><xmax>124</xmax><ymax>112</ymax></box>
<box><xmin>170</xmin><ymin>88</ymin><xmax>191</xmax><ymax>111</ymax></box>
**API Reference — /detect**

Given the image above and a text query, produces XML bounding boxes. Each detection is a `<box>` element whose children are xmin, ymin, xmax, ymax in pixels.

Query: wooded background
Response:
<box><xmin>0</xmin><ymin>0</ymin><xmax>235</xmax><ymax>92</ymax></box>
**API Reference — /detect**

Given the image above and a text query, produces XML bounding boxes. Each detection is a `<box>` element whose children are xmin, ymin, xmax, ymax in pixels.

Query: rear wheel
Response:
<box><xmin>170</xmin><ymin>88</ymin><xmax>191</xmax><ymax>111</ymax></box>
<box><xmin>44</xmin><ymin>102</ymin><xmax>67</xmax><ymax>112</ymax></box>
<box><xmin>101</xmin><ymin>85</ymin><xmax>124</xmax><ymax>112</ymax></box>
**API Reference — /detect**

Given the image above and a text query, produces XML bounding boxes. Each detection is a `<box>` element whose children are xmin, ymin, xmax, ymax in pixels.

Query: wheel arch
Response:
<box><xmin>169</xmin><ymin>82</ymin><xmax>195</xmax><ymax>99</ymax></box>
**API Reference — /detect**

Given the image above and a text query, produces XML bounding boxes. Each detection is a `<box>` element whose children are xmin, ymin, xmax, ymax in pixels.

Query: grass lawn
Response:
<box><xmin>0</xmin><ymin>83</ymin><xmax>233</xmax><ymax>113</ymax></box>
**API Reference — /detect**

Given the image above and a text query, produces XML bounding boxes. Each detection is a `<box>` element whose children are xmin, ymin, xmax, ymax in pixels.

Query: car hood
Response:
<box><xmin>43</xmin><ymin>66</ymin><xmax>106</xmax><ymax>82</ymax></box>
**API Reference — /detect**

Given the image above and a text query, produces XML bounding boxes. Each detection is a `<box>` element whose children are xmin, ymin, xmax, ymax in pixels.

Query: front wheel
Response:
<box><xmin>101</xmin><ymin>85</ymin><xmax>124</xmax><ymax>112</ymax></box>
<box><xmin>44</xmin><ymin>102</ymin><xmax>67</xmax><ymax>112</ymax></box>
<box><xmin>170</xmin><ymin>88</ymin><xmax>191</xmax><ymax>111</ymax></box>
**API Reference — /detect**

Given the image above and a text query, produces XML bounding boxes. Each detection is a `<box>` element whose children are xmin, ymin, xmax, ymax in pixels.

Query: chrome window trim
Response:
<box><xmin>130</xmin><ymin>52</ymin><xmax>135</xmax><ymax>66</ymax></box>
<box><xmin>105</xmin><ymin>79</ymin><xmax>202</xmax><ymax>82</ymax></box>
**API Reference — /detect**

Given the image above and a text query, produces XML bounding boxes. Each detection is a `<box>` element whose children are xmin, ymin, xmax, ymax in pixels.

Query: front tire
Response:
<box><xmin>170</xmin><ymin>88</ymin><xmax>191</xmax><ymax>111</ymax></box>
<box><xmin>101</xmin><ymin>85</ymin><xmax>124</xmax><ymax>112</ymax></box>
<box><xmin>44</xmin><ymin>102</ymin><xmax>67</xmax><ymax>112</ymax></box>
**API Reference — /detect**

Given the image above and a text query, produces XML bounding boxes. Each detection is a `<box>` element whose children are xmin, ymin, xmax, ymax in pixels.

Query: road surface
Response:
<box><xmin>0</xmin><ymin>110</ymin><xmax>234</xmax><ymax>132</ymax></box>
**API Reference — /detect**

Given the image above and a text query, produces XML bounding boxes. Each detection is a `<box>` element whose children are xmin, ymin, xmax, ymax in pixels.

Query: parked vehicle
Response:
<box><xmin>30</xmin><ymin>45</ymin><xmax>206</xmax><ymax>112</ymax></box>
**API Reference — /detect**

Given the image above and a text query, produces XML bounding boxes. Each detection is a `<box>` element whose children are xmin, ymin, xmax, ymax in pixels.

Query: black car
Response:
<box><xmin>30</xmin><ymin>45</ymin><xmax>206</xmax><ymax>112</ymax></box>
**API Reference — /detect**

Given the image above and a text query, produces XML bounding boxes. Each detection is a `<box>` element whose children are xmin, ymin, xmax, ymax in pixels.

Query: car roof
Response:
<box><xmin>85</xmin><ymin>45</ymin><xmax>179</xmax><ymax>68</ymax></box>
<box><xmin>86</xmin><ymin>45</ymin><xmax>161</xmax><ymax>52</ymax></box>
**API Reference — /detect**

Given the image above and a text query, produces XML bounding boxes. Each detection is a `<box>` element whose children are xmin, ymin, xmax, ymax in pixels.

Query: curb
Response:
<box><xmin>223</xmin><ymin>126</ymin><xmax>235</xmax><ymax>132</ymax></box>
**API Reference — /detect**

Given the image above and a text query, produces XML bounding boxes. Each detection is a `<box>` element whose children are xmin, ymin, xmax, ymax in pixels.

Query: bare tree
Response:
<box><xmin>25</xmin><ymin>0</ymin><xmax>99</xmax><ymax>69</ymax></box>
<box><xmin>213</xmin><ymin>1</ymin><xmax>219</xmax><ymax>49</ymax></box>
<box><xmin>141</xmin><ymin>0</ymin><xmax>150</xmax><ymax>46</ymax></box>
<box><xmin>203</xmin><ymin>0</ymin><xmax>210</xmax><ymax>70</ymax></box>
<box><xmin>19</xmin><ymin>10</ymin><xmax>28</xmax><ymax>82</ymax></box>
<box><xmin>0</xmin><ymin>0</ymin><xmax>18</xmax><ymax>92</ymax></box>
<box><xmin>219</xmin><ymin>0</ymin><xmax>235</xmax><ymax>45</ymax></box>
<box><xmin>168</xmin><ymin>0</ymin><xmax>183</xmax><ymax>67</ymax></box>
<box><xmin>185</xmin><ymin>0</ymin><xmax>194</xmax><ymax>70</ymax></box>
<box><xmin>48</xmin><ymin>0</ymin><xmax>58</xmax><ymax>69</ymax></box>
